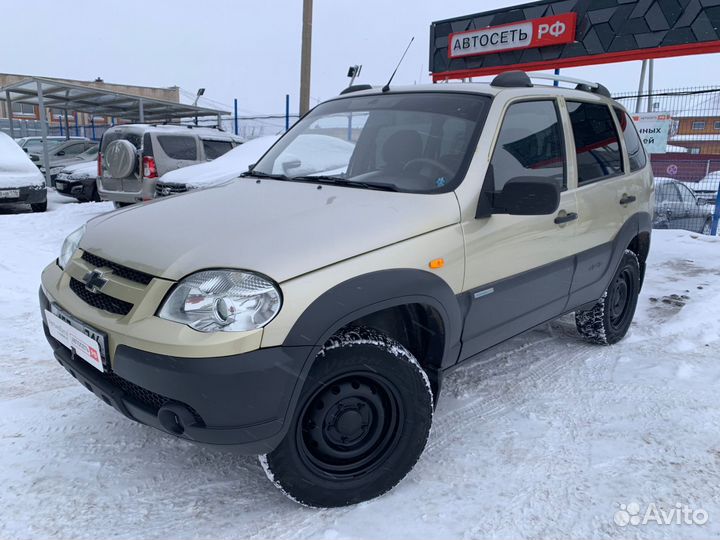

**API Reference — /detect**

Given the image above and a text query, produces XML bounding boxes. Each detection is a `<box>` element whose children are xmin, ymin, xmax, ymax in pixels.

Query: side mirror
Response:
<box><xmin>56</xmin><ymin>150</ymin><xmax>65</xmax><ymax>156</ymax></box>
<box><xmin>492</xmin><ymin>177</ymin><xmax>561</xmax><ymax>216</ymax></box>
<box><xmin>281</xmin><ymin>159</ymin><xmax>301</xmax><ymax>174</ymax></box>
<box><xmin>697</xmin><ymin>197</ymin><xmax>710</xmax><ymax>206</ymax></box>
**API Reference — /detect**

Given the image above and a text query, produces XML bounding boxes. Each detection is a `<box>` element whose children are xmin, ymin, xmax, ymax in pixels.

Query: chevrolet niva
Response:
<box><xmin>40</xmin><ymin>72</ymin><xmax>653</xmax><ymax>507</ymax></box>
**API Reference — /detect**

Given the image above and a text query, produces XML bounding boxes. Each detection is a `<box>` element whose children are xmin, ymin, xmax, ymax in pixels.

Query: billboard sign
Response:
<box><xmin>449</xmin><ymin>13</ymin><xmax>577</xmax><ymax>59</ymax></box>
<box><xmin>632</xmin><ymin>112</ymin><xmax>672</xmax><ymax>154</ymax></box>
<box><xmin>431</xmin><ymin>1</ymin><xmax>720</xmax><ymax>82</ymax></box>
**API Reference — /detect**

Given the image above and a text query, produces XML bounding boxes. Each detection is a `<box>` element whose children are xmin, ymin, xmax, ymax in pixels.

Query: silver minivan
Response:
<box><xmin>97</xmin><ymin>124</ymin><xmax>242</xmax><ymax>206</ymax></box>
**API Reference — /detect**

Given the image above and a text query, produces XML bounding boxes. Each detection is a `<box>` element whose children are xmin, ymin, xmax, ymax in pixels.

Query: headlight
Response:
<box><xmin>58</xmin><ymin>225</ymin><xmax>86</xmax><ymax>269</ymax></box>
<box><xmin>158</xmin><ymin>270</ymin><xmax>282</xmax><ymax>332</ymax></box>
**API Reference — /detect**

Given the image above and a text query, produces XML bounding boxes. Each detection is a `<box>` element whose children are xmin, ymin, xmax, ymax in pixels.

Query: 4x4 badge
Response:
<box><xmin>82</xmin><ymin>269</ymin><xmax>110</xmax><ymax>294</ymax></box>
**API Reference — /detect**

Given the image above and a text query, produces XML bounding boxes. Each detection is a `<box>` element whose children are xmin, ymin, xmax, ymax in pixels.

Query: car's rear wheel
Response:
<box><xmin>260</xmin><ymin>327</ymin><xmax>433</xmax><ymax>507</ymax></box>
<box><xmin>30</xmin><ymin>201</ymin><xmax>47</xmax><ymax>213</ymax></box>
<box><xmin>575</xmin><ymin>250</ymin><xmax>640</xmax><ymax>345</ymax></box>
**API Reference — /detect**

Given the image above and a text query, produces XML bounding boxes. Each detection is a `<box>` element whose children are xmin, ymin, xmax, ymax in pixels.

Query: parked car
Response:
<box><xmin>55</xmin><ymin>160</ymin><xmax>99</xmax><ymax>202</ymax></box>
<box><xmin>40</xmin><ymin>145</ymin><xmax>99</xmax><ymax>181</ymax></box>
<box><xmin>654</xmin><ymin>177</ymin><xmax>713</xmax><ymax>234</ymax></box>
<box><xmin>29</xmin><ymin>139</ymin><xmax>96</xmax><ymax>170</ymax></box>
<box><xmin>688</xmin><ymin>171</ymin><xmax>720</xmax><ymax>202</ymax></box>
<box><xmin>155</xmin><ymin>135</ymin><xmax>279</xmax><ymax>196</ymax></box>
<box><xmin>40</xmin><ymin>72</ymin><xmax>653</xmax><ymax>507</ymax></box>
<box><xmin>15</xmin><ymin>135</ymin><xmax>89</xmax><ymax>154</ymax></box>
<box><xmin>0</xmin><ymin>132</ymin><xmax>47</xmax><ymax>212</ymax></box>
<box><xmin>97</xmin><ymin>124</ymin><xmax>242</xmax><ymax>206</ymax></box>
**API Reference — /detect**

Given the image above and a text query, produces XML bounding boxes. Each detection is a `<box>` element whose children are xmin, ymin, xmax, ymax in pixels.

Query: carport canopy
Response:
<box><xmin>0</xmin><ymin>77</ymin><xmax>230</xmax><ymax>185</ymax></box>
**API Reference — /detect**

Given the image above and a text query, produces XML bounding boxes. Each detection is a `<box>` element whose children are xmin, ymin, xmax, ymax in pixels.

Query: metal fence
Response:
<box><xmin>614</xmin><ymin>86</ymin><xmax>720</xmax><ymax>235</ymax></box>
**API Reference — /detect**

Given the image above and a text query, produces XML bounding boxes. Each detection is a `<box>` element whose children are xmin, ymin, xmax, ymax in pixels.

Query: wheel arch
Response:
<box><xmin>282</xmin><ymin>269</ymin><xmax>464</xmax><ymax>399</ymax></box>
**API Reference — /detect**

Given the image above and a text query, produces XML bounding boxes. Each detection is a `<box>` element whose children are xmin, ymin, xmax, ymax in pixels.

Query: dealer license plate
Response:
<box><xmin>0</xmin><ymin>189</ymin><xmax>19</xmax><ymax>198</ymax></box>
<box><xmin>45</xmin><ymin>307</ymin><xmax>107</xmax><ymax>372</ymax></box>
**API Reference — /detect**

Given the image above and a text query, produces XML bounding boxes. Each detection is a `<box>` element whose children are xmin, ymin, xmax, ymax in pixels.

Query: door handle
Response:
<box><xmin>619</xmin><ymin>195</ymin><xmax>637</xmax><ymax>205</ymax></box>
<box><xmin>554</xmin><ymin>212</ymin><xmax>578</xmax><ymax>225</ymax></box>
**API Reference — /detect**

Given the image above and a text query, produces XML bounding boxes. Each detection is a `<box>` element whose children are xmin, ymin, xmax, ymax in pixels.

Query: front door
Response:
<box><xmin>460</xmin><ymin>98</ymin><xmax>579</xmax><ymax>360</ymax></box>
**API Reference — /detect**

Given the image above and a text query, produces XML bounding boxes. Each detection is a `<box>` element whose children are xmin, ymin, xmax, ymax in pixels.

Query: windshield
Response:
<box><xmin>79</xmin><ymin>146</ymin><xmax>99</xmax><ymax>159</ymax></box>
<box><xmin>252</xmin><ymin>92</ymin><xmax>491</xmax><ymax>193</ymax></box>
<box><xmin>25</xmin><ymin>139</ymin><xmax>64</xmax><ymax>153</ymax></box>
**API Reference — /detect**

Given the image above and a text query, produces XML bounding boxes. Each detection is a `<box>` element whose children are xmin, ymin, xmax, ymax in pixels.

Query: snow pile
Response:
<box><xmin>1</xmin><ymin>199</ymin><xmax>720</xmax><ymax>538</ymax></box>
<box><xmin>159</xmin><ymin>135</ymin><xmax>280</xmax><ymax>189</ymax></box>
<box><xmin>0</xmin><ymin>132</ymin><xmax>44</xmax><ymax>188</ymax></box>
<box><xmin>56</xmin><ymin>160</ymin><xmax>97</xmax><ymax>181</ymax></box>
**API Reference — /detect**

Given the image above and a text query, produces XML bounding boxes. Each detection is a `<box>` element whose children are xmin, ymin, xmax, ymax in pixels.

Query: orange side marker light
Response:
<box><xmin>429</xmin><ymin>258</ymin><xmax>445</xmax><ymax>269</ymax></box>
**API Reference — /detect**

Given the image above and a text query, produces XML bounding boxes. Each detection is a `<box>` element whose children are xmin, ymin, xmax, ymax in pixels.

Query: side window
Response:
<box><xmin>157</xmin><ymin>136</ymin><xmax>197</xmax><ymax>160</ymax></box>
<box><xmin>62</xmin><ymin>143</ymin><xmax>85</xmax><ymax>155</ymax></box>
<box><xmin>489</xmin><ymin>100</ymin><xmax>566</xmax><ymax>191</ymax></box>
<box><xmin>676</xmin><ymin>183</ymin><xmax>696</xmax><ymax>204</ymax></box>
<box><xmin>567</xmin><ymin>101</ymin><xmax>623</xmax><ymax>185</ymax></box>
<box><xmin>202</xmin><ymin>140</ymin><xmax>234</xmax><ymax>160</ymax></box>
<box><xmin>657</xmin><ymin>182</ymin><xmax>681</xmax><ymax>203</ymax></box>
<box><xmin>614</xmin><ymin>108</ymin><xmax>647</xmax><ymax>172</ymax></box>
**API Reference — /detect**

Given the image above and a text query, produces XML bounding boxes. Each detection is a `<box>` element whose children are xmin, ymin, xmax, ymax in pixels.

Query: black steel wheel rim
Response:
<box><xmin>296</xmin><ymin>371</ymin><xmax>404</xmax><ymax>479</ymax></box>
<box><xmin>608</xmin><ymin>267</ymin><xmax>635</xmax><ymax>331</ymax></box>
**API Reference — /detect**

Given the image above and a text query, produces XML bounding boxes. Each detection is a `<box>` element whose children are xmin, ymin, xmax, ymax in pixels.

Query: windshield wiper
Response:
<box><xmin>291</xmin><ymin>175</ymin><xmax>399</xmax><ymax>192</ymax></box>
<box><xmin>240</xmin><ymin>170</ymin><xmax>290</xmax><ymax>181</ymax></box>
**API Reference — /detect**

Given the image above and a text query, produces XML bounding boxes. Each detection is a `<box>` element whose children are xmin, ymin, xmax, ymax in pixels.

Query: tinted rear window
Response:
<box><xmin>615</xmin><ymin>108</ymin><xmax>647</xmax><ymax>172</ymax></box>
<box><xmin>203</xmin><ymin>139</ymin><xmax>234</xmax><ymax>160</ymax></box>
<box><xmin>157</xmin><ymin>136</ymin><xmax>197</xmax><ymax>160</ymax></box>
<box><xmin>567</xmin><ymin>101</ymin><xmax>623</xmax><ymax>185</ymax></box>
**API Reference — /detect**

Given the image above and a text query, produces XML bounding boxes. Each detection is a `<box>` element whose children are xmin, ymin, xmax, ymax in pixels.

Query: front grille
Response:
<box><xmin>81</xmin><ymin>251</ymin><xmax>154</xmax><ymax>285</ymax></box>
<box><xmin>69</xmin><ymin>277</ymin><xmax>133</xmax><ymax>316</ymax></box>
<box><xmin>103</xmin><ymin>371</ymin><xmax>203</xmax><ymax>424</ymax></box>
<box><xmin>155</xmin><ymin>182</ymin><xmax>188</xmax><ymax>197</ymax></box>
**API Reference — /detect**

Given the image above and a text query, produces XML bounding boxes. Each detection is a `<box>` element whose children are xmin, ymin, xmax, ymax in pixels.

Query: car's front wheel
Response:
<box><xmin>30</xmin><ymin>201</ymin><xmax>47</xmax><ymax>213</ymax></box>
<box><xmin>260</xmin><ymin>327</ymin><xmax>433</xmax><ymax>507</ymax></box>
<box><xmin>575</xmin><ymin>249</ymin><xmax>640</xmax><ymax>345</ymax></box>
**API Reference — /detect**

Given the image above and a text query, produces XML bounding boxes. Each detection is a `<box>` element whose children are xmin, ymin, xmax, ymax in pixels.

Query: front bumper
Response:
<box><xmin>40</xmin><ymin>287</ymin><xmax>312</xmax><ymax>452</ymax></box>
<box><xmin>55</xmin><ymin>177</ymin><xmax>96</xmax><ymax>200</ymax></box>
<box><xmin>0</xmin><ymin>185</ymin><xmax>46</xmax><ymax>205</ymax></box>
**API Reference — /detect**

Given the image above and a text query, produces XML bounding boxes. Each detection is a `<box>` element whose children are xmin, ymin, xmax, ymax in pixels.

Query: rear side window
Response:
<box><xmin>157</xmin><ymin>136</ymin><xmax>197</xmax><ymax>160</ymax></box>
<box><xmin>656</xmin><ymin>182</ymin><xmax>680</xmax><ymax>203</ymax></box>
<box><xmin>615</xmin><ymin>108</ymin><xmax>647</xmax><ymax>172</ymax></box>
<box><xmin>489</xmin><ymin>100</ymin><xmax>566</xmax><ymax>191</ymax></box>
<box><xmin>202</xmin><ymin>139</ymin><xmax>234</xmax><ymax>160</ymax></box>
<box><xmin>101</xmin><ymin>132</ymin><xmax>142</xmax><ymax>151</ymax></box>
<box><xmin>567</xmin><ymin>101</ymin><xmax>623</xmax><ymax>185</ymax></box>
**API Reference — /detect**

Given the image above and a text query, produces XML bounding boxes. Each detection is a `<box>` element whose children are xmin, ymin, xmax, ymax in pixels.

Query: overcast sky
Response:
<box><xmin>3</xmin><ymin>0</ymin><xmax>720</xmax><ymax>117</ymax></box>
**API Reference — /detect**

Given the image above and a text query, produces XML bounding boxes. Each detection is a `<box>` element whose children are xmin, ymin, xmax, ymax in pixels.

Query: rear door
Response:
<box><xmin>675</xmin><ymin>182</ymin><xmax>705</xmax><ymax>231</ymax></box>
<box><xmin>460</xmin><ymin>97</ymin><xmax>579</xmax><ymax>358</ymax></box>
<box><xmin>564</xmin><ymin>99</ymin><xmax>627</xmax><ymax>308</ymax></box>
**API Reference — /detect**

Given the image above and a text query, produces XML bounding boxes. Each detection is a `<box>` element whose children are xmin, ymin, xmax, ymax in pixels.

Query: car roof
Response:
<box><xmin>104</xmin><ymin>123</ymin><xmax>242</xmax><ymax>141</ymax></box>
<box><xmin>329</xmin><ymin>81</ymin><xmax>622</xmax><ymax>108</ymax></box>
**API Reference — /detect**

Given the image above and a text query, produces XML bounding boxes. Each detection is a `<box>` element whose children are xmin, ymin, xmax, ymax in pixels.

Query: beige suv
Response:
<box><xmin>39</xmin><ymin>72</ymin><xmax>653</xmax><ymax>508</ymax></box>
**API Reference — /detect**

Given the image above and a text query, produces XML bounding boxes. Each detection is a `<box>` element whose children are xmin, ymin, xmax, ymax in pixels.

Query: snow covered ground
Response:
<box><xmin>2</xmin><ymin>192</ymin><xmax>720</xmax><ymax>539</ymax></box>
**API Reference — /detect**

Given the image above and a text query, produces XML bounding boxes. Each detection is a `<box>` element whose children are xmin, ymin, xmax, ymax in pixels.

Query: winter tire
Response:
<box><xmin>260</xmin><ymin>326</ymin><xmax>433</xmax><ymax>508</ymax></box>
<box><xmin>575</xmin><ymin>249</ymin><xmax>640</xmax><ymax>345</ymax></box>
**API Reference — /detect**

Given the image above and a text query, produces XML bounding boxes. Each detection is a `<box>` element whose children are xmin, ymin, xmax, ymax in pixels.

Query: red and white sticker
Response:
<box><xmin>449</xmin><ymin>13</ymin><xmax>577</xmax><ymax>59</ymax></box>
<box><xmin>45</xmin><ymin>310</ymin><xmax>104</xmax><ymax>372</ymax></box>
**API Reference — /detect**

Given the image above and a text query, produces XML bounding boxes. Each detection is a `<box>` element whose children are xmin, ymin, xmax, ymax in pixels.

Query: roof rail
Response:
<box><xmin>490</xmin><ymin>71</ymin><xmax>611</xmax><ymax>98</ymax></box>
<box><xmin>340</xmin><ymin>84</ymin><xmax>374</xmax><ymax>95</ymax></box>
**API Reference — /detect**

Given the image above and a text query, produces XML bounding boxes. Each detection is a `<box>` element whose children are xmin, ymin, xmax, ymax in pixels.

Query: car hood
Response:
<box><xmin>81</xmin><ymin>179</ymin><xmax>461</xmax><ymax>282</ymax></box>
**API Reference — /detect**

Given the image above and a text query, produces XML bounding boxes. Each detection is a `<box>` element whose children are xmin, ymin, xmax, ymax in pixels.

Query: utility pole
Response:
<box><xmin>299</xmin><ymin>0</ymin><xmax>313</xmax><ymax>116</ymax></box>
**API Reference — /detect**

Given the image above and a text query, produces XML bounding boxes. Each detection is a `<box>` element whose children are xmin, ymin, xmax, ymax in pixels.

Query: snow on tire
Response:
<box><xmin>259</xmin><ymin>326</ymin><xmax>433</xmax><ymax>508</ymax></box>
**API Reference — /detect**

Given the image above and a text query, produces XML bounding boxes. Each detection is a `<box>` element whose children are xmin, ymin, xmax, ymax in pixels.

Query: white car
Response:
<box><xmin>154</xmin><ymin>135</ymin><xmax>280</xmax><ymax>196</ymax></box>
<box><xmin>0</xmin><ymin>132</ymin><xmax>47</xmax><ymax>212</ymax></box>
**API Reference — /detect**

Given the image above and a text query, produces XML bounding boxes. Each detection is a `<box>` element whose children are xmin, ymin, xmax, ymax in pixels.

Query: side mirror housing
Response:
<box><xmin>489</xmin><ymin>177</ymin><xmax>561</xmax><ymax>216</ymax></box>
<box><xmin>56</xmin><ymin>150</ymin><xmax>65</xmax><ymax>156</ymax></box>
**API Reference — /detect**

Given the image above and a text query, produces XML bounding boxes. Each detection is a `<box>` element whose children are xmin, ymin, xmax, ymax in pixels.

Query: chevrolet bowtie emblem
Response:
<box><xmin>82</xmin><ymin>269</ymin><xmax>110</xmax><ymax>294</ymax></box>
